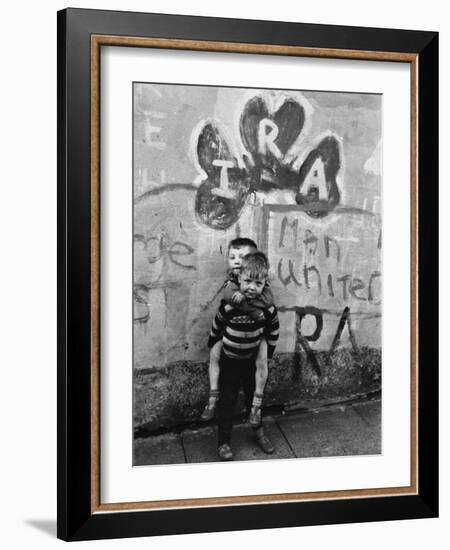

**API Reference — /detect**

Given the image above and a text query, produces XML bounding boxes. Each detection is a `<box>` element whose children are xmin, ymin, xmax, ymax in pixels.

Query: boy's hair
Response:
<box><xmin>240</xmin><ymin>251</ymin><xmax>269</xmax><ymax>280</ymax></box>
<box><xmin>228</xmin><ymin>237</ymin><xmax>257</xmax><ymax>251</ymax></box>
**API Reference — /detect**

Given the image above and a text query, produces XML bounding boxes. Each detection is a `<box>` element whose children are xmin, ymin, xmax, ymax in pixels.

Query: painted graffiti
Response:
<box><xmin>277</xmin><ymin>259</ymin><xmax>381</xmax><ymax>303</ymax></box>
<box><xmin>293</xmin><ymin>306</ymin><xmax>359</xmax><ymax>376</ymax></box>
<box><xmin>267</xmin><ymin>208</ymin><xmax>381</xmax><ymax>308</ymax></box>
<box><xmin>133</xmin><ymin>84</ymin><xmax>382</xmax><ymax>369</ymax></box>
<box><xmin>133</xmin><ymin>232</ymin><xmax>196</xmax><ymax>324</ymax></box>
<box><xmin>134</xmin><ymin>233</ymin><xmax>196</xmax><ymax>271</ymax></box>
<box><xmin>194</xmin><ymin>93</ymin><xmax>342</xmax><ymax>229</ymax></box>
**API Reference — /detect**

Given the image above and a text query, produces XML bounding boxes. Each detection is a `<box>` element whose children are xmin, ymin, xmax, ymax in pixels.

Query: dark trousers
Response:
<box><xmin>217</xmin><ymin>353</ymin><xmax>256</xmax><ymax>446</ymax></box>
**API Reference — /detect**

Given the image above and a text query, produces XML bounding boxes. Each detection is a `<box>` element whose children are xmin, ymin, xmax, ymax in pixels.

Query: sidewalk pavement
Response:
<box><xmin>134</xmin><ymin>396</ymin><xmax>381</xmax><ymax>465</ymax></box>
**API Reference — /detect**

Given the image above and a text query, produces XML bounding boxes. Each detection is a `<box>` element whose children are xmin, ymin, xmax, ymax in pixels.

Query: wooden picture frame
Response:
<box><xmin>57</xmin><ymin>8</ymin><xmax>438</xmax><ymax>541</ymax></box>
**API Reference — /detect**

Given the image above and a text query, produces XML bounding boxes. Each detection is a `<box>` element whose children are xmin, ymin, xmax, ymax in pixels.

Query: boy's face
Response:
<box><xmin>227</xmin><ymin>246</ymin><xmax>255</xmax><ymax>275</ymax></box>
<box><xmin>238</xmin><ymin>270</ymin><xmax>266</xmax><ymax>299</ymax></box>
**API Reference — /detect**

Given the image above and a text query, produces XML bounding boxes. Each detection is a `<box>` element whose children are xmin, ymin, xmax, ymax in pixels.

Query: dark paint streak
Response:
<box><xmin>292</xmin><ymin>303</ymin><xmax>379</xmax><ymax>378</ymax></box>
<box><xmin>133</xmin><ymin>288</ymin><xmax>150</xmax><ymax>325</ymax></box>
<box><xmin>133</xmin><ymin>281</ymin><xmax>184</xmax><ymax>324</ymax></box>
<box><xmin>266</xmin><ymin>204</ymin><xmax>376</xmax><ymax>217</ymax></box>
<box><xmin>303</xmin><ymin>230</ymin><xmax>318</xmax><ymax>255</ymax></box>
<box><xmin>368</xmin><ymin>271</ymin><xmax>382</xmax><ymax>303</ymax></box>
<box><xmin>199</xmin><ymin>284</ymin><xmax>224</xmax><ymax>312</ymax></box>
<box><xmin>295</xmin><ymin>135</ymin><xmax>341</xmax><ymax>218</ymax></box>
<box><xmin>239</xmin><ymin>96</ymin><xmax>270</xmax><ymax>158</ymax></box>
<box><xmin>189</xmin><ymin>283</ymin><xmax>226</xmax><ymax>327</ymax></box>
<box><xmin>134</xmin><ymin>234</ymin><xmax>197</xmax><ymax>270</ymax></box>
<box><xmin>296</xmin><ymin>334</ymin><xmax>322</xmax><ymax>377</ymax></box>
<box><xmin>277</xmin><ymin>305</ymin><xmax>381</xmax><ymax>320</ymax></box>
<box><xmin>336</xmin><ymin>274</ymin><xmax>351</xmax><ymax>301</ymax></box>
<box><xmin>239</xmin><ymin>97</ymin><xmax>305</xmax><ymax>159</ymax></box>
<box><xmin>134</xmin><ymin>281</ymin><xmax>180</xmax><ymax>292</ymax></box>
<box><xmin>195</xmin><ymin>177</ymin><xmax>250</xmax><ymax>230</ymax></box>
<box><xmin>328</xmin><ymin>307</ymin><xmax>359</xmax><ymax>361</ymax></box>
<box><xmin>296</xmin><ymin>308</ymin><xmax>323</xmax><ymax>342</ymax></box>
<box><xmin>273</xmin><ymin>99</ymin><xmax>306</xmax><ymax>155</ymax></box>
<box><xmin>277</xmin><ymin>258</ymin><xmax>302</xmax><ymax>287</ymax></box>
<box><xmin>135</xmin><ymin>183</ymin><xmax>197</xmax><ymax>203</ymax></box>
<box><xmin>279</xmin><ymin>216</ymin><xmax>298</xmax><ymax>248</ymax></box>
<box><xmin>163</xmin><ymin>288</ymin><xmax>168</xmax><ymax>328</ymax></box>
<box><xmin>327</xmin><ymin>273</ymin><xmax>335</xmax><ymax>297</ymax></box>
<box><xmin>134</xmin><ymin>315</ymin><xmax>150</xmax><ymax>325</ymax></box>
<box><xmin>195</xmin><ymin>174</ymin><xmax>256</xmax><ymax>228</ymax></box>
<box><xmin>324</xmin><ymin>235</ymin><xmax>341</xmax><ymax>263</ymax></box>
<box><xmin>349</xmin><ymin>278</ymin><xmax>366</xmax><ymax>301</ymax></box>
<box><xmin>195</xmin><ymin>123</ymin><xmax>251</xmax><ymax>230</ymax></box>
<box><xmin>197</xmin><ymin>123</ymin><xmax>233</xmax><ymax>175</ymax></box>
<box><xmin>303</xmin><ymin>265</ymin><xmax>322</xmax><ymax>294</ymax></box>
<box><xmin>168</xmin><ymin>241</ymin><xmax>196</xmax><ymax>270</ymax></box>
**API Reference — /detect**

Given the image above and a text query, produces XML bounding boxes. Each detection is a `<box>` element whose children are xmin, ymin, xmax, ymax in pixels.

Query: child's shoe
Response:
<box><xmin>255</xmin><ymin>432</ymin><xmax>275</xmax><ymax>454</ymax></box>
<box><xmin>201</xmin><ymin>391</ymin><xmax>219</xmax><ymax>420</ymax></box>
<box><xmin>248</xmin><ymin>406</ymin><xmax>262</xmax><ymax>427</ymax></box>
<box><xmin>218</xmin><ymin>443</ymin><xmax>233</xmax><ymax>461</ymax></box>
<box><xmin>201</xmin><ymin>401</ymin><xmax>217</xmax><ymax>421</ymax></box>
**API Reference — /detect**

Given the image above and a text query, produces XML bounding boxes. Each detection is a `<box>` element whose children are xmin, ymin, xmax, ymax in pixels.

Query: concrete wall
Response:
<box><xmin>133</xmin><ymin>83</ymin><xmax>382</xmax><ymax>431</ymax></box>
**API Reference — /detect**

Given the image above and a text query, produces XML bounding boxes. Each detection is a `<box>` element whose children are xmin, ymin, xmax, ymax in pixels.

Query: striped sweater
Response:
<box><xmin>208</xmin><ymin>300</ymin><xmax>279</xmax><ymax>360</ymax></box>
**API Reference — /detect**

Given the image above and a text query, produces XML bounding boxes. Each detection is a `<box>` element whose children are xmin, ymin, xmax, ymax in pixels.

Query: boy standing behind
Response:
<box><xmin>208</xmin><ymin>252</ymin><xmax>280</xmax><ymax>460</ymax></box>
<box><xmin>201</xmin><ymin>238</ymin><xmax>273</xmax><ymax>426</ymax></box>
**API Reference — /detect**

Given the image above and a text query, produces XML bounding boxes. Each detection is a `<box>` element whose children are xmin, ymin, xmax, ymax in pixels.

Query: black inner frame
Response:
<box><xmin>57</xmin><ymin>8</ymin><xmax>438</xmax><ymax>541</ymax></box>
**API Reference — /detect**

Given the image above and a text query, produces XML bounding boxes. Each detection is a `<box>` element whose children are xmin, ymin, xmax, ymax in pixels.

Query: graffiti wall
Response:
<box><xmin>133</xmin><ymin>83</ymin><xmax>381</xmax><ymax>425</ymax></box>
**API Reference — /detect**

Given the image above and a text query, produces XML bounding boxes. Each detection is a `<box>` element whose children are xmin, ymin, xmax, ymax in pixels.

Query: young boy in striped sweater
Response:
<box><xmin>207</xmin><ymin>251</ymin><xmax>280</xmax><ymax>460</ymax></box>
<box><xmin>201</xmin><ymin>238</ymin><xmax>274</xmax><ymax>426</ymax></box>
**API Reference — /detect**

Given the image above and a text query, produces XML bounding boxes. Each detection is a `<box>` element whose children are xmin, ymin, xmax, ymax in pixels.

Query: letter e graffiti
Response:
<box><xmin>168</xmin><ymin>241</ymin><xmax>196</xmax><ymax>270</ymax></box>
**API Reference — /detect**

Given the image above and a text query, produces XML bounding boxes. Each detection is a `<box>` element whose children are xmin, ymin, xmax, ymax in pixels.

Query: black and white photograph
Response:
<box><xmin>133</xmin><ymin>83</ymin><xmax>382</xmax><ymax>465</ymax></box>
<box><xmin>0</xmin><ymin>0</ymin><xmax>444</xmax><ymax>547</ymax></box>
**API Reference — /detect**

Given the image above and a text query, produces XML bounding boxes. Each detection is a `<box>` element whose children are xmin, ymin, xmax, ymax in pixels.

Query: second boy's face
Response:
<box><xmin>227</xmin><ymin>246</ymin><xmax>254</xmax><ymax>274</ymax></box>
<box><xmin>238</xmin><ymin>271</ymin><xmax>266</xmax><ymax>299</ymax></box>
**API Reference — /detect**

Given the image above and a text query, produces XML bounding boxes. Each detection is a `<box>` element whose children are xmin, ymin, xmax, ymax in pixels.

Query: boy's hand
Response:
<box><xmin>231</xmin><ymin>291</ymin><xmax>245</xmax><ymax>305</ymax></box>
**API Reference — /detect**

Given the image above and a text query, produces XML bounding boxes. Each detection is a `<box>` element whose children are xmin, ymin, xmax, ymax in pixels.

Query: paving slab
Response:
<box><xmin>277</xmin><ymin>404</ymin><xmax>381</xmax><ymax>458</ymax></box>
<box><xmin>133</xmin><ymin>432</ymin><xmax>185</xmax><ymax>466</ymax></box>
<box><xmin>322</xmin><ymin>406</ymin><xmax>381</xmax><ymax>455</ymax></box>
<box><xmin>276</xmin><ymin>409</ymin><xmax>347</xmax><ymax>458</ymax></box>
<box><xmin>182</xmin><ymin>426</ymin><xmax>218</xmax><ymax>463</ymax></box>
<box><xmin>352</xmin><ymin>399</ymin><xmax>382</xmax><ymax>427</ymax></box>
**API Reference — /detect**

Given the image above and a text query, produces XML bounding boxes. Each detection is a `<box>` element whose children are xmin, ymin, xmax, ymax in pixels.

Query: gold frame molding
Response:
<box><xmin>90</xmin><ymin>35</ymin><xmax>419</xmax><ymax>514</ymax></box>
